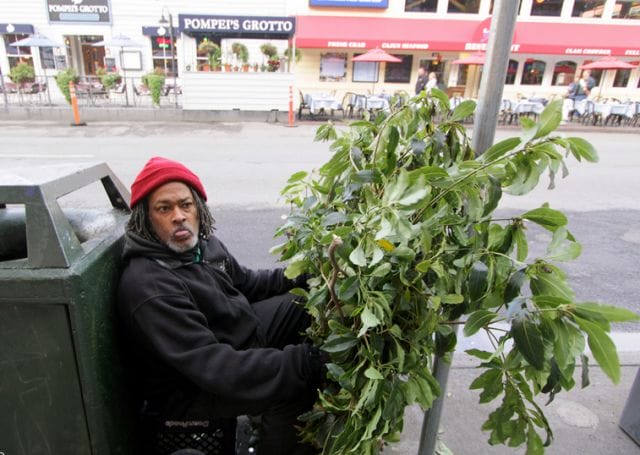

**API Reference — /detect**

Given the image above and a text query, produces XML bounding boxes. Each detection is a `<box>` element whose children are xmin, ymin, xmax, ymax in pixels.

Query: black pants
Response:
<box><xmin>182</xmin><ymin>293</ymin><xmax>315</xmax><ymax>455</ymax></box>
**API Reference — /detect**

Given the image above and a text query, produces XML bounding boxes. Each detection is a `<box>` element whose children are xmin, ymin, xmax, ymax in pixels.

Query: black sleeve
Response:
<box><xmin>218</xmin><ymin>241</ymin><xmax>300</xmax><ymax>302</ymax></box>
<box><xmin>124</xmin><ymin>270</ymin><xmax>317</xmax><ymax>406</ymax></box>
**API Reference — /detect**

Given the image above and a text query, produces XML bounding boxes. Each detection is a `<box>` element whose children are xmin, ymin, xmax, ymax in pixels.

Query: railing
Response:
<box><xmin>0</xmin><ymin>74</ymin><xmax>182</xmax><ymax>109</ymax></box>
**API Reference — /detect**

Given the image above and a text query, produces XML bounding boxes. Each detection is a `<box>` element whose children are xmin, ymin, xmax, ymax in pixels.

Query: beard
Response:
<box><xmin>165</xmin><ymin>224</ymin><xmax>199</xmax><ymax>253</ymax></box>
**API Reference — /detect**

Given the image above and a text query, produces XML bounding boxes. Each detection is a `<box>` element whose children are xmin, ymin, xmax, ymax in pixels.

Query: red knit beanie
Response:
<box><xmin>130</xmin><ymin>157</ymin><xmax>207</xmax><ymax>207</ymax></box>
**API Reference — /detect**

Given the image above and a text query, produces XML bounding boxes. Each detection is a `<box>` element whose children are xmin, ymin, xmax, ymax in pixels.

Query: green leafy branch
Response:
<box><xmin>275</xmin><ymin>93</ymin><xmax>639</xmax><ymax>454</ymax></box>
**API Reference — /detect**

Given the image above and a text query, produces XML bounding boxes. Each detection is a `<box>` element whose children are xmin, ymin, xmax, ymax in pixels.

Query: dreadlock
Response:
<box><xmin>126</xmin><ymin>187</ymin><xmax>215</xmax><ymax>242</ymax></box>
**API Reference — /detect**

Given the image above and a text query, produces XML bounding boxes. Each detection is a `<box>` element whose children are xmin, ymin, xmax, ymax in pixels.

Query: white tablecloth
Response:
<box><xmin>594</xmin><ymin>102</ymin><xmax>635</xmax><ymax>120</ymax></box>
<box><xmin>305</xmin><ymin>93</ymin><xmax>341</xmax><ymax>114</ymax></box>
<box><xmin>511</xmin><ymin>100</ymin><xmax>545</xmax><ymax>115</ymax></box>
<box><xmin>353</xmin><ymin>95</ymin><xmax>390</xmax><ymax>112</ymax></box>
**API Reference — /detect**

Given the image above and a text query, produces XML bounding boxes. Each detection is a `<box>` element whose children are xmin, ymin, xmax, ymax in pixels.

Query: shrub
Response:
<box><xmin>100</xmin><ymin>72</ymin><xmax>122</xmax><ymax>90</ymax></box>
<box><xmin>9</xmin><ymin>62</ymin><xmax>35</xmax><ymax>85</ymax></box>
<box><xmin>54</xmin><ymin>67</ymin><xmax>79</xmax><ymax>104</ymax></box>
<box><xmin>142</xmin><ymin>70</ymin><xmax>165</xmax><ymax>106</ymax></box>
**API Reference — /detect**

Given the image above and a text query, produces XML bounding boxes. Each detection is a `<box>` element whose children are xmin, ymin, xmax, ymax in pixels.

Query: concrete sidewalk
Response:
<box><xmin>387</xmin><ymin>331</ymin><xmax>640</xmax><ymax>454</ymax></box>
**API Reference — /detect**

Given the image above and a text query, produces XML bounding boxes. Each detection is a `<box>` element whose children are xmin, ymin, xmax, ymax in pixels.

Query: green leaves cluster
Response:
<box><xmin>275</xmin><ymin>92</ymin><xmax>638</xmax><ymax>454</ymax></box>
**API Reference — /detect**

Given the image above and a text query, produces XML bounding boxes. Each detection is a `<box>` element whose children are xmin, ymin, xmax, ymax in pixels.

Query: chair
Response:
<box><xmin>498</xmin><ymin>99</ymin><xmax>513</xmax><ymax>125</ymax></box>
<box><xmin>297</xmin><ymin>90</ymin><xmax>311</xmax><ymax>120</ymax></box>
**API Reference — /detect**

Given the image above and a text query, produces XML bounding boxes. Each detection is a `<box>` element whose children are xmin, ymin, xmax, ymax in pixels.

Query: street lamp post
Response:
<box><xmin>159</xmin><ymin>8</ymin><xmax>178</xmax><ymax>109</ymax></box>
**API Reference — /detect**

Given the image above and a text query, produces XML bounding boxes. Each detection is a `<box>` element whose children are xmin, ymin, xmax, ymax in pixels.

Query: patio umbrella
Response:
<box><xmin>581</xmin><ymin>57</ymin><xmax>637</xmax><ymax>97</ymax></box>
<box><xmin>452</xmin><ymin>52</ymin><xmax>486</xmax><ymax>65</ymax></box>
<box><xmin>353</xmin><ymin>47</ymin><xmax>402</xmax><ymax>94</ymax></box>
<box><xmin>10</xmin><ymin>33</ymin><xmax>62</xmax><ymax>105</ymax></box>
<box><xmin>10</xmin><ymin>33</ymin><xmax>62</xmax><ymax>48</ymax></box>
<box><xmin>93</xmin><ymin>34</ymin><xmax>143</xmax><ymax>106</ymax></box>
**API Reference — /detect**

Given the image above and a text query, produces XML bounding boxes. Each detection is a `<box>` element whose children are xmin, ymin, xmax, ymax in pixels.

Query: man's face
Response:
<box><xmin>148</xmin><ymin>181</ymin><xmax>200</xmax><ymax>253</ymax></box>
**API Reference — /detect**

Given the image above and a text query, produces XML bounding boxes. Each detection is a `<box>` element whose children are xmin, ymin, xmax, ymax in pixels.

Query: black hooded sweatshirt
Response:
<box><xmin>117</xmin><ymin>232</ymin><xmax>316</xmax><ymax>418</ymax></box>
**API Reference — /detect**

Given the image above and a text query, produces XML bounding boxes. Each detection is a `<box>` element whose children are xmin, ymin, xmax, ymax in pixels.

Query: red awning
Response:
<box><xmin>295</xmin><ymin>15</ymin><xmax>478</xmax><ymax>52</ymax></box>
<box><xmin>514</xmin><ymin>21</ymin><xmax>639</xmax><ymax>57</ymax></box>
<box><xmin>295</xmin><ymin>15</ymin><xmax>640</xmax><ymax>57</ymax></box>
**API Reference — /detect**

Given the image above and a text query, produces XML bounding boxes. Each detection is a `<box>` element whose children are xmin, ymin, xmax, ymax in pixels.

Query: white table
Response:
<box><xmin>353</xmin><ymin>95</ymin><xmax>390</xmax><ymax>112</ymax></box>
<box><xmin>305</xmin><ymin>93</ymin><xmax>341</xmax><ymax>115</ymax></box>
<box><xmin>594</xmin><ymin>102</ymin><xmax>635</xmax><ymax>125</ymax></box>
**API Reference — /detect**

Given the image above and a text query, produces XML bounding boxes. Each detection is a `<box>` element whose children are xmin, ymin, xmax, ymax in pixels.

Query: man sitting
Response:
<box><xmin>118</xmin><ymin>157</ymin><xmax>325</xmax><ymax>454</ymax></box>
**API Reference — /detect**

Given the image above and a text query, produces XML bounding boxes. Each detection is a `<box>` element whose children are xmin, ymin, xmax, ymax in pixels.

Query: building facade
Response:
<box><xmin>0</xmin><ymin>0</ymin><xmax>639</xmax><ymax>108</ymax></box>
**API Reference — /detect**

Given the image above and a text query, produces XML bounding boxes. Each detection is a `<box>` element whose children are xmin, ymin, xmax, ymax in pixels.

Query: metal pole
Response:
<box><xmin>471</xmin><ymin>0</ymin><xmax>519</xmax><ymax>156</ymax></box>
<box><xmin>169</xmin><ymin>12</ymin><xmax>178</xmax><ymax>109</ymax></box>
<box><xmin>417</xmin><ymin>2</ymin><xmax>519</xmax><ymax>454</ymax></box>
<box><xmin>0</xmin><ymin>67</ymin><xmax>8</xmax><ymax>110</ymax></box>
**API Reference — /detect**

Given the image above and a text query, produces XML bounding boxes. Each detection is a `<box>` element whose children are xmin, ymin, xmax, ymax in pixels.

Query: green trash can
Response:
<box><xmin>0</xmin><ymin>162</ymin><xmax>135</xmax><ymax>454</ymax></box>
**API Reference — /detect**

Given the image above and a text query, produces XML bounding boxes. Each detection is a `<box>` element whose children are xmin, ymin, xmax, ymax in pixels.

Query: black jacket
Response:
<box><xmin>117</xmin><ymin>232</ymin><xmax>316</xmax><ymax>417</ymax></box>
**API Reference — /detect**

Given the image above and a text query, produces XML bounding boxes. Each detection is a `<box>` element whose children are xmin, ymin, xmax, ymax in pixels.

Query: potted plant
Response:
<box><xmin>142</xmin><ymin>69</ymin><xmax>165</xmax><ymax>107</ymax></box>
<box><xmin>231</xmin><ymin>42</ymin><xmax>250</xmax><ymax>71</ymax></box>
<box><xmin>260</xmin><ymin>43</ymin><xmax>278</xmax><ymax>60</ymax></box>
<box><xmin>100</xmin><ymin>71</ymin><xmax>122</xmax><ymax>90</ymax></box>
<box><xmin>9</xmin><ymin>62</ymin><xmax>35</xmax><ymax>91</ymax></box>
<box><xmin>54</xmin><ymin>67</ymin><xmax>79</xmax><ymax>104</ymax></box>
<box><xmin>198</xmin><ymin>40</ymin><xmax>221</xmax><ymax>71</ymax></box>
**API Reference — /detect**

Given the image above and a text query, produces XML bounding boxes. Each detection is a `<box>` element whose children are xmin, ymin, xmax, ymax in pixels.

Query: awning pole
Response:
<box><xmin>417</xmin><ymin>1</ymin><xmax>519</xmax><ymax>454</ymax></box>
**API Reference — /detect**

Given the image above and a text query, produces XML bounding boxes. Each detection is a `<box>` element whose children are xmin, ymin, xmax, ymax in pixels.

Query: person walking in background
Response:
<box><xmin>415</xmin><ymin>66</ymin><xmax>428</xmax><ymax>94</ymax></box>
<box><xmin>425</xmin><ymin>71</ymin><xmax>438</xmax><ymax>93</ymax></box>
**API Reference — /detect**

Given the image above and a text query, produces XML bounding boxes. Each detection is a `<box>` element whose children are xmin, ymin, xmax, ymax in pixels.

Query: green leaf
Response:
<box><xmin>481</xmin><ymin>137</ymin><xmax>521</xmax><ymax>163</ymax></box>
<box><xmin>465</xmin><ymin>348</ymin><xmax>493</xmax><ymax>360</ymax></box>
<box><xmin>322</xmin><ymin>334</ymin><xmax>359</xmax><ymax>353</ymax></box>
<box><xmin>470</xmin><ymin>368</ymin><xmax>504</xmax><ymax>403</ymax></box>
<box><xmin>314</xmin><ymin>122</ymin><xmax>338</xmax><ymax>142</ymax></box>
<box><xmin>529</xmin><ymin>264</ymin><xmax>574</xmax><ymax>301</ymax></box>
<box><xmin>337</xmin><ymin>276</ymin><xmax>359</xmax><ymax>301</ymax></box>
<box><xmin>442</xmin><ymin>294</ymin><xmax>464</xmax><ymax>304</ymax></box>
<box><xmin>284</xmin><ymin>258</ymin><xmax>308</xmax><ymax>279</ymax></box>
<box><xmin>468</xmin><ymin>261</ymin><xmax>489</xmax><ymax>303</ymax></box>
<box><xmin>545</xmin><ymin>227</ymin><xmax>582</xmax><ymax>262</ymax></box>
<box><xmin>574</xmin><ymin>316</ymin><xmax>620</xmax><ymax>384</ymax></box>
<box><xmin>511</xmin><ymin>320</ymin><xmax>545</xmax><ymax>370</ymax></box>
<box><xmin>286</xmin><ymin>170</ymin><xmax>308</xmax><ymax>183</ymax></box>
<box><xmin>349</xmin><ymin>243</ymin><xmax>367</xmax><ymax>267</ymax></box>
<box><xmin>581</xmin><ymin>353</ymin><xmax>590</xmax><ymax>388</ymax></box>
<box><xmin>566</xmin><ymin>137</ymin><xmax>599</xmax><ymax>163</ymax></box>
<box><xmin>526</xmin><ymin>426</ymin><xmax>544</xmax><ymax>455</ymax></box>
<box><xmin>464</xmin><ymin>310</ymin><xmax>498</xmax><ymax>337</ymax></box>
<box><xmin>322</xmin><ymin>211</ymin><xmax>350</xmax><ymax>226</ymax></box>
<box><xmin>574</xmin><ymin>302</ymin><xmax>640</xmax><ymax>323</ymax></box>
<box><xmin>450</xmin><ymin>99</ymin><xmax>476</xmax><ymax>122</ymax></box>
<box><xmin>513</xmin><ymin>226</ymin><xmax>528</xmax><ymax>262</ymax></box>
<box><xmin>364</xmin><ymin>366</ymin><xmax>384</xmax><ymax>380</ymax></box>
<box><xmin>522</xmin><ymin>207</ymin><xmax>567</xmax><ymax>232</ymax></box>
<box><xmin>359</xmin><ymin>306</ymin><xmax>381</xmax><ymax>337</ymax></box>
<box><xmin>534</xmin><ymin>99</ymin><xmax>562</xmax><ymax>139</ymax></box>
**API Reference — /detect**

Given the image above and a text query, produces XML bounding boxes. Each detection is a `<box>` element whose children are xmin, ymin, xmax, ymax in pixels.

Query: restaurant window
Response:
<box><xmin>448</xmin><ymin>0</ymin><xmax>480</xmax><ymax>13</ymax></box>
<box><xmin>4</xmin><ymin>33</ymin><xmax>33</xmax><ymax>69</ymax></box>
<box><xmin>505</xmin><ymin>59</ymin><xmax>518</xmax><ymax>85</ymax></box>
<box><xmin>552</xmin><ymin>61</ymin><xmax>577</xmax><ymax>86</ymax></box>
<box><xmin>353</xmin><ymin>56</ymin><xmax>378</xmax><ymax>83</ymax></box>
<box><xmin>384</xmin><ymin>54</ymin><xmax>413</xmax><ymax>83</ymax></box>
<box><xmin>320</xmin><ymin>53</ymin><xmax>347</xmax><ymax>82</ymax></box>
<box><xmin>489</xmin><ymin>0</ymin><xmax>524</xmax><ymax>14</ymax></box>
<box><xmin>613</xmin><ymin>1</ymin><xmax>640</xmax><ymax>19</ymax></box>
<box><xmin>613</xmin><ymin>69</ymin><xmax>632</xmax><ymax>87</ymax></box>
<box><xmin>530</xmin><ymin>0</ymin><xmax>563</xmax><ymax>16</ymax></box>
<box><xmin>405</xmin><ymin>0</ymin><xmax>437</xmax><ymax>12</ymax></box>
<box><xmin>521</xmin><ymin>59</ymin><xmax>545</xmax><ymax>85</ymax></box>
<box><xmin>572</xmin><ymin>0</ymin><xmax>606</xmax><ymax>17</ymax></box>
<box><xmin>151</xmin><ymin>35</ymin><xmax>178</xmax><ymax>77</ymax></box>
